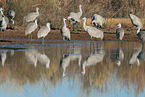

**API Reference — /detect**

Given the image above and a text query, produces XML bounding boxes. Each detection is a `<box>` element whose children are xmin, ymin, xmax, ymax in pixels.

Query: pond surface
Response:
<box><xmin>0</xmin><ymin>40</ymin><xmax>145</xmax><ymax>97</ymax></box>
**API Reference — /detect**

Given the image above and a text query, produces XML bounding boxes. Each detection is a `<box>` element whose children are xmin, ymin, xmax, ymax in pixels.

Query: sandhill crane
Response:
<box><xmin>60</xmin><ymin>18</ymin><xmax>70</xmax><ymax>40</ymax></box>
<box><xmin>116</xmin><ymin>23</ymin><xmax>124</xmax><ymax>40</ymax></box>
<box><xmin>25</xmin><ymin>19</ymin><xmax>38</xmax><ymax>40</ymax></box>
<box><xmin>23</xmin><ymin>7</ymin><xmax>39</xmax><ymax>23</ymax></box>
<box><xmin>37</xmin><ymin>52</ymin><xmax>50</xmax><ymax>68</ymax></box>
<box><xmin>37</xmin><ymin>23</ymin><xmax>50</xmax><ymax>44</ymax></box>
<box><xmin>91</xmin><ymin>14</ymin><xmax>106</xmax><ymax>28</ymax></box>
<box><xmin>67</xmin><ymin>4</ymin><xmax>82</xmax><ymax>31</ymax></box>
<box><xmin>0</xmin><ymin>8</ymin><xmax>9</xmax><ymax>27</ymax></box>
<box><xmin>7</xmin><ymin>10</ymin><xmax>15</xmax><ymax>24</ymax></box>
<box><xmin>136</xmin><ymin>28</ymin><xmax>145</xmax><ymax>43</ymax></box>
<box><xmin>82</xmin><ymin>17</ymin><xmax>103</xmax><ymax>40</ymax></box>
<box><xmin>0</xmin><ymin>8</ymin><xmax>4</xmax><ymax>20</ymax></box>
<box><xmin>82</xmin><ymin>47</ymin><xmax>105</xmax><ymax>75</ymax></box>
<box><xmin>25</xmin><ymin>49</ymin><xmax>38</xmax><ymax>67</ymax></box>
<box><xmin>129</xmin><ymin>9</ymin><xmax>142</xmax><ymax>29</ymax></box>
<box><xmin>129</xmin><ymin>46</ymin><xmax>142</xmax><ymax>68</ymax></box>
<box><xmin>116</xmin><ymin>48</ymin><xmax>124</xmax><ymax>66</ymax></box>
<box><xmin>0</xmin><ymin>15</ymin><xmax>7</xmax><ymax>38</ymax></box>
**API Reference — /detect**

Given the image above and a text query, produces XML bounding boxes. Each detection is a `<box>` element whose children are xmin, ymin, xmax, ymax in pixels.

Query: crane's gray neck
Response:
<box><xmin>46</xmin><ymin>23</ymin><xmax>50</xmax><ymax>29</ymax></box>
<box><xmin>2</xmin><ymin>16</ymin><xmax>5</xmax><ymax>21</ymax></box>
<box><xmin>118</xmin><ymin>25</ymin><xmax>121</xmax><ymax>28</ymax></box>
<box><xmin>83</xmin><ymin>18</ymin><xmax>87</xmax><ymax>31</ymax></box>
<box><xmin>36</xmin><ymin>9</ymin><xmax>39</xmax><ymax>14</ymax></box>
<box><xmin>11</xmin><ymin>19</ymin><xmax>14</xmax><ymax>24</ymax></box>
<box><xmin>79</xmin><ymin>6</ymin><xmax>82</xmax><ymax>15</ymax></box>
<box><xmin>63</xmin><ymin>19</ymin><xmax>66</xmax><ymax>28</ymax></box>
<box><xmin>0</xmin><ymin>10</ymin><xmax>3</xmax><ymax>15</ymax></box>
<box><xmin>35</xmin><ymin>19</ymin><xmax>37</xmax><ymax>23</ymax></box>
<box><xmin>137</xmin><ymin>28</ymin><xmax>141</xmax><ymax>34</ymax></box>
<box><xmin>136</xmin><ymin>58</ymin><xmax>140</xmax><ymax>66</ymax></box>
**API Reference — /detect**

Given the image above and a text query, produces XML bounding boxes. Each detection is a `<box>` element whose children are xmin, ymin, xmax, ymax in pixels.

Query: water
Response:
<box><xmin>0</xmin><ymin>40</ymin><xmax>145</xmax><ymax>97</ymax></box>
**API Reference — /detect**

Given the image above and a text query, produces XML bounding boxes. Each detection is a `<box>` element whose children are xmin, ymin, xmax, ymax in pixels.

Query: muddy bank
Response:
<box><xmin>0</xmin><ymin>26</ymin><xmax>141</xmax><ymax>44</ymax></box>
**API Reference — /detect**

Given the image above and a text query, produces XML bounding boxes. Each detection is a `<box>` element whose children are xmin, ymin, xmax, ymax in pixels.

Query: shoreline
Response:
<box><xmin>0</xmin><ymin>26</ymin><xmax>142</xmax><ymax>44</ymax></box>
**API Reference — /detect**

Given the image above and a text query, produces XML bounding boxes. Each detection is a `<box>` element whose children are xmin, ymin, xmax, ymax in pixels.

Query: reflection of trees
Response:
<box><xmin>0</xmin><ymin>50</ymin><xmax>7</xmax><ymax>67</ymax></box>
<box><xmin>79</xmin><ymin>55</ymin><xmax>113</xmax><ymax>97</ymax></box>
<box><xmin>60</xmin><ymin>45</ymin><xmax>82</xmax><ymax>77</ymax></box>
<box><xmin>115</xmin><ymin>43</ymin><xmax>145</xmax><ymax>96</ymax></box>
<box><xmin>116</xmin><ymin>63</ymin><xmax>145</xmax><ymax>96</ymax></box>
<box><xmin>116</xmin><ymin>48</ymin><xmax>124</xmax><ymax>66</ymax></box>
<box><xmin>0</xmin><ymin>42</ymin><xmax>145</xmax><ymax>97</ymax></box>
<box><xmin>128</xmin><ymin>45</ymin><xmax>142</xmax><ymax>68</ymax></box>
<box><xmin>25</xmin><ymin>49</ymin><xmax>38</xmax><ymax>67</ymax></box>
<box><xmin>37</xmin><ymin>52</ymin><xmax>50</xmax><ymax>69</ymax></box>
<box><xmin>79</xmin><ymin>42</ymin><xmax>113</xmax><ymax>96</ymax></box>
<box><xmin>82</xmin><ymin>43</ymin><xmax>105</xmax><ymax>75</ymax></box>
<box><xmin>0</xmin><ymin>47</ymin><xmax>63</xmax><ymax>85</ymax></box>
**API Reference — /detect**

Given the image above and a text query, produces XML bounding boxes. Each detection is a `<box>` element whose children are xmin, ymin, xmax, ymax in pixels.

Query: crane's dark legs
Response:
<box><xmin>1</xmin><ymin>29</ymin><xmax>2</xmax><ymax>38</ymax></box>
<box><xmin>42</xmin><ymin>37</ymin><xmax>44</xmax><ymax>44</ymax></box>
<box><xmin>92</xmin><ymin>42</ymin><xmax>95</xmax><ymax>54</ymax></box>
<box><xmin>76</xmin><ymin>23</ymin><xmax>78</xmax><ymax>33</ymax></box>
<box><xmin>31</xmin><ymin>34</ymin><xmax>32</xmax><ymax>41</ymax></box>
<box><xmin>90</xmin><ymin>41</ymin><xmax>92</xmax><ymax>54</ymax></box>
<box><xmin>142</xmin><ymin>42</ymin><xmax>144</xmax><ymax>47</ymax></box>
<box><xmin>73</xmin><ymin>23</ymin><xmax>75</xmax><ymax>31</ymax></box>
<box><xmin>4</xmin><ymin>30</ymin><xmax>5</xmax><ymax>38</ymax></box>
<box><xmin>28</xmin><ymin>34</ymin><xmax>30</xmax><ymax>40</ymax></box>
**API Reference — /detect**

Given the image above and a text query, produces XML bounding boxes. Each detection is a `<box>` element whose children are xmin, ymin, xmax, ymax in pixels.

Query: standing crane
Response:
<box><xmin>23</xmin><ymin>7</ymin><xmax>39</xmax><ymax>23</ymax></box>
<box><xmin>129</xmin><ymin>9</ymin><xmax>142</xmax><ymax>30</ymax></box>
<box><xmin>67</xmin><ymin>4</ymin><xmax>82</xmax><ymax>31</ymax></box>
<box><xmin>60</xmin><ymin>18</ymin><xmax>70</xmax><ymax>40</ymax></box>
<box><xmin>136</xmin><ymin>28</ymin><xmax>145</xmax><ymax>43</ymax></box>
<box><xmin>0</xmin><ymin>15</ymin><xmax>7</xmax><ymax>38</ymax></box>
<box><xmin>82</xmin><ymin>17</ymin><xmax>103</xmax><ymax>40</ymax></box>
<box><xmin>0</xmin><ymin>8</ymin><xmax>9</xmax><ymax>30</ymax></box>
<box><xmin>91</xmin><ymin>14</ymin><xmax>106</xmax><ymax>28</ymax></box>
<box><xmin>37</xmin><ymin>23</ymin><xmax>50</xmax><ymax>44</ymax></box>
<box><xmin>25</xmin><ymin>19</ymin><xmax>38</xmax><ymax>40</ymax></box>
<box><xmin>116</xmin><ymin>23</ymin><xmax>124</xmax><ymax>40</ymax></box>
<box><xmin>7</xmin><ymin>10</ymin><xmax>15</xmax><ymax>24</ymax></box>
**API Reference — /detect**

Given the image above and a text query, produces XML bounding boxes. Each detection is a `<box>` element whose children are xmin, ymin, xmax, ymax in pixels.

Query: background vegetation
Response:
<box><xmin>0</xmin><ymin>0</ymin><xmax>145</xmax><ymax>28</ymax></box>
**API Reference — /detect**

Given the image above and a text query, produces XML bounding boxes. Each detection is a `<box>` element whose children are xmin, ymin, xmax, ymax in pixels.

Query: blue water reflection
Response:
<box><xmin>1</xmin><ymin>75</ymin><xmax>144</xmax><ymax>97</ymax></box>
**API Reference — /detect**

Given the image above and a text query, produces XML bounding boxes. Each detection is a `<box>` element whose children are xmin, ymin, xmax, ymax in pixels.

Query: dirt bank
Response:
<box><xmin>0</xmin><ymin>26</ymin><xmax>141</xmax><ymax>44</ymax></box>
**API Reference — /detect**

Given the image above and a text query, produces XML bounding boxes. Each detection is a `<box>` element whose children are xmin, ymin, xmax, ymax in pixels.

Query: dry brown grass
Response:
<box><xmin>67</xmin><ymin>18</ymin><xmax>145</xmax><ymax>32</ymax></box>
<box><xmin>0</xmin><ymin>0</ymin><xmax>145</xmax><ymax>29</ymax></box>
